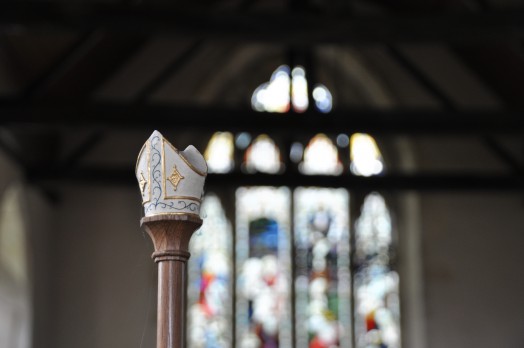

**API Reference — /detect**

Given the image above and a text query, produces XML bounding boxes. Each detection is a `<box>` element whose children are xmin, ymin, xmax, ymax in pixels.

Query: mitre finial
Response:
<box><xmin>135</xmin><ymin>130</ymin><xmax>208</xmax><ymax>217</ymax></box>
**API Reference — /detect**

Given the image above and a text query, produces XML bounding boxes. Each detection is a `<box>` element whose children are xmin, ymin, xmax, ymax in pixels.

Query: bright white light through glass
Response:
<box><xmin>252</xmin><ymin>66</ymin><xmax>333</xmax><ymax>114</ymax></box>
<box><xmin>187</xmin><ymin>194</ymin><xmax>233</xmax><ymax>348</ymax></box>
<box><xmin>354</xmin><ymin>193</ymin><xmax>400</xmax><ymax>348</ymax></box>
<box><xmin>291</xmin><ymin>66</ymin><xmax>309</xmax><ymax>113</ymax></box>
<box><xmin>300</xmin><ymin>134</ymin><xmax>342</xmax><ymax>175</ymax></box>
<box><xmin>313</xmin><ymin>84</ymin><xmax>333</xmax><ymax>113</ymax></box>
<box><xmin>204</xmin><ymin>132</ymin><xmax>235</xmax><ymax>173</ymax></box>
<box><xmin>245</xmin><ymin>134</ymin><xmax>282</xmax><ymax>174</ymax></box>
<box><xmin>350</xmin><ymin>133</ymin><xmax>384</xmax><ymax>177</ymax></box>
<box><xmin>251</xmin><ymin>65</ymin><xmax>291</xmax><ymax>113</ymax></box>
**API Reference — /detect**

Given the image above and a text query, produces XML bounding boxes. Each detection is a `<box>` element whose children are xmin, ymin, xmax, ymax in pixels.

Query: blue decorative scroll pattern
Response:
<box><xmin>145</xmin><ymin>134</ymin><xmax>199</xmax><ymax>214</ymax></box>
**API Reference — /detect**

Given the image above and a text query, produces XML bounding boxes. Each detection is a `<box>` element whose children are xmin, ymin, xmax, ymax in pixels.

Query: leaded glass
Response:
<box><xmin>188</xmin><ymin>194</ymin><xmax>233</xmax><ymax>348</ymax></box>
<box><xmin>294</xmin><ymin>188</ymin><xmax>351</xmax><ymax>348</ymax></box>
<box><xmin>354</xmin><ymin>193</ymin><xmax>400</xmax><ymax>348</ymax></box>
<box><xmin>236</xmin><ymin>187</ymin><xmax>292</xmax><ymax>348</ymax></box>
<box><xmin>312</xmin><ymin>84</ymin><xmax>333</xmax><ymax>113</ymax></box>
<box><xmin>299</xmin><ymin>134</ymin><xmax>343</xmax><ymax>175</ymax></box>
<box><xmin>350</xmin><ymin>134</ymin><xmax>384</xmax><ymax>177</ymax></box>
<box><xmin>244</xmin><ymin>135</ymin><xmax>282</xmax><ymax>174</ymax></box>
<box><xmin>251</xmin><ymin>65</ymin><xmax>291</xmax><ymax>113</ymax></box>
<box><xmin>204</xmin><ymin>132</ymin><xmax>235</xmax><ymax>173</ymax></box>
<box><xmin>291</xmin><ymin>66</ymin><xmax>309</xmax><ymax>113</ymax></box>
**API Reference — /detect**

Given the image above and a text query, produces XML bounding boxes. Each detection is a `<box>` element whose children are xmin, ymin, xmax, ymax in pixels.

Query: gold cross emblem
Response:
<box><xmin>167</xmin><ymin>166</ymin><xmax>184</xmax><ymax>190</ymax></box>
<box><xmin>139</xmin><ymin>171</ymin><xmax>148</xmax><ymax>195</ymax></box>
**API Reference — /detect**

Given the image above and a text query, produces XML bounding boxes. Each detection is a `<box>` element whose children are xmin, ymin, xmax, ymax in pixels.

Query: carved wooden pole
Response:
<box><xmin>136</xmin><ymin>131</ymin><xmax>207</xmax><ymax>348</ymax></box>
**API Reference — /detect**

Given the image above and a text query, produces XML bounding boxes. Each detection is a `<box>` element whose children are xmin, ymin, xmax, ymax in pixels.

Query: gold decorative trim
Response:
<box><xmin>162</xmin><ymin>138</ymin><xmax>205</xmax><ymax>201</ymax></box>
<box><xmin>139</xmin><ymin>171</ymin><xmax>147</xmax><ymax>195</ymax></box>
<box><xmin>135</xmin><ymin>142</ymin><xmax>146</xmax><ymax>173</ymax></box>
<box><xmin>167</xmin><ymin>165</ymin><xmax>184</xmax><ymax>191</ymax></box>
<box><xmin>163</xmin><ymin>138</ymin><xmax>207</xmax><ymax>177</ymax></box>
<box><xmin>137</xmin><ymin>140</ymin><xmax>151</xmax><ymax>204</ymax></box>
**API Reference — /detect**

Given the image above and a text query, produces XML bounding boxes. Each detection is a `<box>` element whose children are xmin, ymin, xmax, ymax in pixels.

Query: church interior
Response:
<box><xmin>1</xmin><ymin>1</ymin><xmax>524</xmax><ymax>347</ymax></box>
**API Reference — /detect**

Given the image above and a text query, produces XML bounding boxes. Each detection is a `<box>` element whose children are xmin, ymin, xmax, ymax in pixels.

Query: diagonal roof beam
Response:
<box><xmin>135</xmin><ymin>40</ymin><xmax>204</xmax><ymax>103</ymax></box>
<box><xmin>387</xmin><ymin>45</ymin><xmax>456</xmax><ymax>110</ymax></box>
<box><xmin>33</xmin><ymin>32</ymin><xmax>149</xmax><ymax>99</ymax></box>
<box><xmin>1</xmin><ymin>3</ymin><xmax>524</xmax><ymax>44</ymax></box>
<box><xmin>22</xmin><ymin>31</ymin><xmax>100</xmax><ymax>99</ymax></box>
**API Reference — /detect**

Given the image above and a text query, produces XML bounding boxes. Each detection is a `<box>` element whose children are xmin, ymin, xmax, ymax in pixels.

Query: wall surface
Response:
<box><xmin>23</xmin><ymin>135</ymin><xmax>524</xmax><ymax>348</ymax></box>
<box><xmin>421</xmin><ymin>193</ymin><xmax>524</xmax><ymax>348</ymax></box>
<box><xmin>47</xmin><ymin>186</ymin><xmax>156</xmax><ymax>348</ymax></box>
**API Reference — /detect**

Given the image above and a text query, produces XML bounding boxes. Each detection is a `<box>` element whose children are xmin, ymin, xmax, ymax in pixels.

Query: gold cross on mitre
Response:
<box><xmin>139</xmin><ymin>171</ymin><xmax>148</xmax><ymax>194</ymax></box>
<box><xmin>167</xmin><ymin>166</ymin><xmax>184</xmax><ymax>190</ymax></box>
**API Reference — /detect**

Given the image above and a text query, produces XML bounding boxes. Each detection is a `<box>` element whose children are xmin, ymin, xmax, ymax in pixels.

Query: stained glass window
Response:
<box><xmin>244</xmin><ymin>135</ymin><xmax>282</xmax><ymax>174</ymax></box>
<box><xmin>252</xmin><ymin>65</ymin><xmax>291</xmax><ymax>113</ymax></box>
<box><xmin>236</xmin><ymin>187</ymin><xmax>292</xmax><ymax>348</ymax></box>
<box><xmin>188</xmin><ymin>194</ymin><xmax>233</xmax><ymax>348</ymax></box>
<box><xmin>350</xmin><ymin>134</ymin><xmax>384</xmax><ymax>177</ymax></box>
<box><xmin>252</xmin><ymin>65</ymin><xmax>333</xmax><ymax>114</ymax></box>
<box><xmin>291</xmin><ymin>67</ymin><xmax>309</xmax><ymax>113</ymax></box>
<box><xmin>192</xmin><ymin>128</ymin><xmax>402</xmax><ymax>348</ymax></box>
<box><xmin>312</xmin><ymin>84</ymin><xmax>333</xmax><ymax>113</ymax></box>
<box><xmin>204</xmin><ymin>132</ymin><xmax>235</xmax><ymax>174</ymax></box>
<box><xmin>299</xmin><ymin>134</ymin><xmax>343</xmax><ymax>175</ymax></box>
<box><xmin>294</xmin><ymin>188</ymin><xmax>351</xmax><ymax>348</ymax></box>
<box><xmin>354</xmin><ymin>193</ymin><xmax>401</xmax><ymax>348</ymax></box>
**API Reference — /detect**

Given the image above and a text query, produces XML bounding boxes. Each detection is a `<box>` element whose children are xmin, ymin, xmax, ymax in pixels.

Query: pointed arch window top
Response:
<box><xmin>244</xmin><ymin>134</ymin><xmax>282</xmax><ymax>174</ymax></box>
<box><xmin>350</xmin><ymin>133</ymin><xmax>385</xmax><ymax>177</ymax></box>
<box><xmin>204</xmin><ymin>132</ymin><xmax>235</xmax><ymax>174</ymax></box>
<box><xmin>299</xmin><ymin>134</ymin><xmax>342</xmax><ymax>175</ymax></box>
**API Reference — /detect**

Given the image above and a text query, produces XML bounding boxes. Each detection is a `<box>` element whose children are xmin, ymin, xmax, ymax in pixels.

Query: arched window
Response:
<box><xmin>294</xmin><ymin>187</ymin><xmax>350</xmax><ymax>347</ymax></box>
<box><xmin>251</xmin><ymin>65</ymin><xmax>333</xmax><ymax>114</ymax></box>
<box><xmin>244</xmin><ymin>135</ymin><xmax>282</xmax><ymax>174</ymax></box>
<box><xmin>189</xmin><ymin>70</ymin><xmax>401</xmax><ymax>347</ymax></box>
<box><xmin>299</xmin><ymin>134</ymin><xmax>342</xmax><ymax>175</ymax></box>
<box><xmin>236</xmin><ymin>187</ymin><xmax>292</xmax><ymax>347</ymax></box>
<box><xmin>188</xmin><ymin>194</ymin><xmax>233</xmax><ymax>347</ymax></box>
<box><xmin>354</xmin><ymin>193</ymin><xmax>400</xmax><ymax>348</ymax></box>
<box><xmin>204</xmin><ymin>132</ymin><xmax>235</xmax><ymax>174</ymax></box>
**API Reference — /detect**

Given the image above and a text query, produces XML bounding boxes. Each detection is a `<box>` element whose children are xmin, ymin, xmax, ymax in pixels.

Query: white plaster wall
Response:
<box><xmin>421</xmin><ymin>193</ymin><xmax>524</xmax><ymax>348</ymax></box>
<box><xmin>48</xmin><ymin>186</ymin><xmax>156</xmax><ymax>348</ymax></box>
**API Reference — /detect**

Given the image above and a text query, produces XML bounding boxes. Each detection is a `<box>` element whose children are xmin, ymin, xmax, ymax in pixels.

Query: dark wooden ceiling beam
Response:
<box><xmin>26</xmin><ymin>167</ymin><xmax>524</xmax><ymax>191</ymax></box>
<box><xmin>0</xmin><ymin>99</ymin><xmax>523</xmax><ymax>135</ymax></box>
<box><xmin>1</xmin><ymin>3</ymin><xmax>524</xmax><ymax>44</ymax></box>
<box><xmin>32</xmin><ymin>32</ymin><xmax>149</xmax><ymax>99</ymax></box>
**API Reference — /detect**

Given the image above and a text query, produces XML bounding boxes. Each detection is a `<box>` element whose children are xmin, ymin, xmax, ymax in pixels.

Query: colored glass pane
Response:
<box><xmin>300</xmin><ymin>134</ymin><xmax>343</xmax><ymax>175</ymax></box>
<box><xmin>354</xmin><ymin>193</ymin><xmax>400</xmax><ymax>348</ymax></box>
<box><xmin>252</xmin><ymin>65</ymin><xmax>291</xmax><ymax>113</ymax></box>
<box><xmin>350</xmin><ymin>134</ymin><xmax>384</xmax><ymax>177</ymax></box>
<box><xmin>204</xmin><ymin>132</ymin><xmax>235</xmax><ymax>174</ymax></box>
<box><xmin>188</xmin><ymin>194</ymin><xmax>233</xmax><ymax>348</ymax></box>
<box><xmin>244</xmin><ymin>135</ymin><xmax>282</xmax><ymax>174</ymax></box>
<box><xmin>294</xmin><ymin>187</ymin><xmax>351</xmax><ymax>348</ymax></box>
<box><xmin>236</xmin><ymin>187</ymin><xmax>292</xmax><ymax>348</ymax></box>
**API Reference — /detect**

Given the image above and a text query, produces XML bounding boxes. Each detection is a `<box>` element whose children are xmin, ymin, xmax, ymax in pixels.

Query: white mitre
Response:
<box><xmin>136</xmin><ymin>130</ymin><xmax>208</xmax><ymax>217</ymax></box>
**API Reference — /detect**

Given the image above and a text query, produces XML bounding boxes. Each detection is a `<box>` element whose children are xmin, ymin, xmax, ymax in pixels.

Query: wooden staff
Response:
<box><xmin>142</xmin><ymin>214</ymin><xmax>202</xmax><ymax>348</ymax></box>
<box><xmin>136</xmin><ymin>130</ymin><xmax>207</xmax><ymax>348</ymax></box>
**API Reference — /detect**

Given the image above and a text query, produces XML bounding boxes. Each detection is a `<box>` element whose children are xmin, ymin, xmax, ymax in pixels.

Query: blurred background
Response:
<box><xmin>1</xmin><ymin>1</ymin><xmax>524</xmax><ymax>348</ymax></box>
